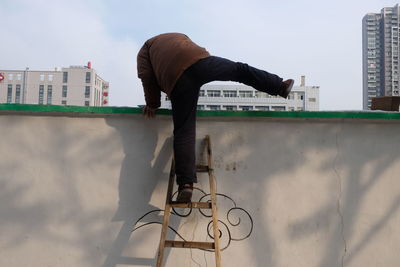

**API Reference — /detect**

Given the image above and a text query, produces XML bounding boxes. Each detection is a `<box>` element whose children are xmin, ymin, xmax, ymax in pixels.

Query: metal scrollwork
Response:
<box><xmin>132</xmin><ymin>187</ymin><xmax>254</xmax><ymax>251</ymax></box>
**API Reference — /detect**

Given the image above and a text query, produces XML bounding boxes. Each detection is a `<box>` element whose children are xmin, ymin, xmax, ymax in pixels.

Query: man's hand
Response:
<box><xmin>142</xmin><ymin>105</ymin><xmax>157</xmax><ymax>118</ymax></box>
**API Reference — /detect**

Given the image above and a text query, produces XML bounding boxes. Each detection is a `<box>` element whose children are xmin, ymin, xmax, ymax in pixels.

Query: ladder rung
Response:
<box><xmin>196</xmin><ymin>165</ymin><xmax>210</xmax><ymax>172</ymax></box>
<box><xmin>169</xmin><ymin>201</ymin><xmax>212</xmax><ymax>209</ymax></box>
<box><xmin>165</xmin><ymin>240</ymin><xmax>215</xmax><ymax>249</ymax></box>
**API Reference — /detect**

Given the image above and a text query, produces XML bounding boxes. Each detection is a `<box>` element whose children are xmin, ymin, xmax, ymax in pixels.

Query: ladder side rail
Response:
<box><xmin>206</xmin><ymin>135</ymin><xmax>222</xmax><ymax>267</ymax></box>
<box><xmin>156</xmin><ymin>159</ymin><xmax>176</xmax><ymax>267</ymax></box>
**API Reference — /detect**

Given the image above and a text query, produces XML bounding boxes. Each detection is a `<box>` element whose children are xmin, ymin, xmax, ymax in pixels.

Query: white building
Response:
<box><xmin>161</xmin><ymin>76</ymin><xmax>319</xmax><ymax>111</ymax></box>
<box><xmin>0</xmin><ymin>62</ymin><xmax>109</xmax><ymax>106</ymax></box>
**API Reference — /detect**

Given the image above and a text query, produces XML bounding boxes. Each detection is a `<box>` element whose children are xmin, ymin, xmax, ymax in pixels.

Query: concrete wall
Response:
<box><xmin>1</xmin><ymin>111</ymin><xmax>400</xmax><ymax>267</ymax></box>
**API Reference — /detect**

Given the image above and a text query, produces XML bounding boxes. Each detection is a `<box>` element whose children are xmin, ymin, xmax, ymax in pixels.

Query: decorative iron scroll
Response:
<box><xmin>132</xmin><ymin>187</ymin><xmax>253</xmax><ymax>251</ymax></box>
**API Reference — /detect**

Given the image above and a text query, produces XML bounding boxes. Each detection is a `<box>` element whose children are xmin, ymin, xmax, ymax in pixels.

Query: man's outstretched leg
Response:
<box><xmin>189</xmin><ymin>56</ymin><xmax>294</xmax><ymax>98</ymax></box>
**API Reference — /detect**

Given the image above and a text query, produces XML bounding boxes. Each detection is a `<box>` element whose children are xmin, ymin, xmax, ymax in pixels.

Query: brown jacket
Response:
<box><xmin>137</xmin><ymin>33</ymin><xmax>210</xmax><ymax>108</ymax></box>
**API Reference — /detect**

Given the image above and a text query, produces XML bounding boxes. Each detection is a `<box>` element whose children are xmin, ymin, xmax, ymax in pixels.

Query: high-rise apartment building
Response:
<box><xmin>0</xmin><ymin>62</ymin><xmax>109</xmax><ymax>106</ymax></box>
<box><xmin>161</xmin><ymin>76</ymin><xmax>319</xmax><ymax>111</ymax></box>
<box><xmin>363</xmin><ymin>4</ymin><xmax>400</xmax><ymax>109</ymax></box>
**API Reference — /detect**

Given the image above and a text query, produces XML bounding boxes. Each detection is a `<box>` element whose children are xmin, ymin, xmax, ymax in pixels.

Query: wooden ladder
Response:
<box><xmin>156</xmin><ymin>135</ymin><xmax>221</xmax><ymax>267</ymax></box>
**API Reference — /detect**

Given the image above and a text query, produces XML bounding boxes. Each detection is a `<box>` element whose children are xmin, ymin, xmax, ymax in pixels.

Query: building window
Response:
<box><xmin>239</xmin><ymin>105</ymin><xmax>253</xmax><ymax>111</ymax></box>
<box><xmin>61</xmin><ymin>100</ymin><xmax>67</xmax><ymax>105</ymax></box>
<box><xmin>296</xmin><ymin>93</ymin><xmax>304</xmax><ymax>100</ymax></box>
<box><xmin>86</xmin><ymin>72</ymin><xmax>91</xmax><ymax>83</ymax></box>
<box><xmin>199</xmin><ymin>90</ymin><xmax>205</xmax><ymax>97</ymax></box>
<box><xmin>7</xmin><ymin>84</ymin><xmax>12</xmax><ymax>103</ymax></box>
<box><xmin>38</xmin><ymin>85</ymin><xmax>44</xmax><ymax>104</ymax></box>
<box><xmin>62</xmin><ymin>85</ymin><xmax>68</xmax><ymax>97</ymax></box>
<box><xmin>40</xmin><ymin>74</ymin><xmax>45</xmax><ymax>81</ymax></box>
<box><xmin>207</xmin><ymin>105</ymin><xmax>221</xmax><ymax>110</ymax></box>
<box><xmin>272</xmin><ymin>106</ymin><xmax>286</xmax><ymax>111</ymax></box>
<box><xmin>239</xmin><ymin>91</ymin><xmax>253</xmax><ymax>98</ymax></box>
<box><xmin>308</xmin><ymin>97</ymin><xmax>316</xmax><ymax>102</ymax></box>
<box><xmin>63</xmin><ymin>72</ymin><xmax>68</xmax><ymax>83</ymax></box>
<box><xmin>255</xmin><ymin>106</ymin><xmax>270</xmax><ymax>111</ymax></box>
<box><xmin>223</xmin><ymin>90</ymin><xmax>237</xmax><ymax>97</ymax></box>
<box><xmin>255</xmin><ymin>91</ymin><xmax>268</xmax><ymax>98</ymax></box>
<box><xmin>8</xmin><ymin>74</ymin><xmax>13</xmax><ymax>80</ymax></box>
<box><xmin>207</xmin><ymin>90</ymin><xmax>221</xmax><ymax>97</ymax></box>
<box><xmin>17</xmin><ymin>74</ymin><xmax>22</xmax><ymax>81</ymax></box>
<box><xmin>15</xmin><ymin>84</ymin><xmax>21</xmax><ymax>104</ymax></box>
<box><xmin>48</xmin><ymin>74</ymin><xmax>53</xmax><ymax>82</ymax></box>
<box><xmin>85</xmin><ymin>100</ymin><xmax>90</xmax><ymax>106</ymax></box>
<box><xmin>223</xmin><ymin>105</ymin><xmax>237</xmax><ymax>111</ymax></box>
<box><xmin>85</xmin><ymin>86</ymin><xmax>90</xmax><ymax>98</ymax></box>
<box><xmin>197</xmin><ymin>105</ymin><xmax>205</xmax><ymax>110</ymax></box>
<box><xmin>47</xmin><ymin>85</ymin><xmax>53</xmax><ymax>104</ymax></box>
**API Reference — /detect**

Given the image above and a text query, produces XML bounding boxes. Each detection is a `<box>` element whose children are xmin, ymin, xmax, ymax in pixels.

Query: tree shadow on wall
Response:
<box><xmin>102</xmin><ymin>116</ymin><xmax>172</xmax><ymax>267</ymax></box>
<box><xmin>286</xmin><ymin>122</ymin><xmax>400</xmax><ymax>267</ymax></box>
<box><xmin>197</xmin><ymin>119</ymin><xmax>400</xmax><ymax>267</ymax></box>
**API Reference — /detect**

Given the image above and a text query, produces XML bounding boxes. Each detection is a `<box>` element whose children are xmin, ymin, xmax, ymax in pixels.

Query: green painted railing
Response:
<box><xmin>0</xmin><ymin>104</ymin><xmax>400</xmax><ymax>120</ymax></box>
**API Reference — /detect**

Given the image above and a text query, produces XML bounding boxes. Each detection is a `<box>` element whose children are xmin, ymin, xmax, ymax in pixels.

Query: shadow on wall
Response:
<box><xmin>205</xmin><ymin>121</ymin><xmax>400</xmax><ymax>267</ymax></box>
<box><xmin>102</xmin><ymin>116</ymin><xmax>172</xmax><ymax>267</ymax></box>
<box><xmin>0</xmin><ymin>116</ymin><xmax>149</xmax><ymax>266</ymax></box>
<box><xmin>0</xmin><ymin>115</ymin><xmax>173</xmax><ymax>267</ymax></box>
<box><xmin>0</xmin><ymin>115</ymin><xmax>400</xmax><ymax>267</ymax></box>
<box><xmin>286</xmin><ymin>123</ymin><xmax>400</xmax><ymax>267</ymax></box>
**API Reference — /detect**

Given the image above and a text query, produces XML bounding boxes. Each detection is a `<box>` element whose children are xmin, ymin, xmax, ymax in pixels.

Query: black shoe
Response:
<box><xmin>176</xmin><ymin>184</ymin><xmax>193</xmax><ymax>203</ymax></box>
<box><xmin>279</xmin><ymin>79</ymin><xmax>294</xmax><ymax>98</ymax></box>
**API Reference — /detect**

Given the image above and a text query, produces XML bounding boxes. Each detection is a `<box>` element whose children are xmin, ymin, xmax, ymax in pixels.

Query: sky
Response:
<box><xmin>1</xmin><ymin>0</ymin><xmax>399</xmax><ymax>110</ymax></box>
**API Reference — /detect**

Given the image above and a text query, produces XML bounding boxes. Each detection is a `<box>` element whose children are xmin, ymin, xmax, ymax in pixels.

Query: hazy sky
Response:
<box><xmin>1</xmin><ymin>0</ymin><xmax>399</xmax><ymax>110</ymax></box>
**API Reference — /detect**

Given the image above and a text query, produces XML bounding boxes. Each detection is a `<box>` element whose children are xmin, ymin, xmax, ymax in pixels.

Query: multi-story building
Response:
<box><xmin>363</xmin><ymin>4</ymin><xmax>400</xmax><ymax>110</ymax></box>
<box><xmin>161</xmin><ymin>76</ymin><xmax>319</xmax><ymax>111</ymax></box>
<box><xmin>0</xmin><ymin>62</ymin><xmax>109</xmax><ymax>106</ymax></box>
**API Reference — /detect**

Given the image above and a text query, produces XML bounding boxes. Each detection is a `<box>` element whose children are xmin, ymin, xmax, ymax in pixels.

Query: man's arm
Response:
<box><xmin>137</xmin><ymin>42</ymin><xmax>161</xmax><ymax>109</ymax></box>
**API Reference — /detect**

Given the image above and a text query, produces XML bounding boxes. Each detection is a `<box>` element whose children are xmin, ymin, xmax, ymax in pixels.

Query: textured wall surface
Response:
<box><xmin>0</xmin><ymin>113</ymin><xmax>400</xmax><ymax>267</ymax></box>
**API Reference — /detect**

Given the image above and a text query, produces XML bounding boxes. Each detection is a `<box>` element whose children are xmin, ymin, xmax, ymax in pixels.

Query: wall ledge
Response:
<box><xmin>1</xmin><ymin>104</ymin><xmax>400</xmax><ymax>120</ymax></box>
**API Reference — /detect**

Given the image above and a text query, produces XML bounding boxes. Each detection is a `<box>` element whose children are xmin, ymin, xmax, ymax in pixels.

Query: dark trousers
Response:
<box><xmin>170</xmin><ymin>56</ymin><xmax>283</xmax><ymax>185</ymax></box>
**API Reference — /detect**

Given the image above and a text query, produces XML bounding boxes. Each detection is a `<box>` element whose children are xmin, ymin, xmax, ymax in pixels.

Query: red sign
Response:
<box><xmin>103</xmin><ymin>91</ymin><xmax>108</xmax><ymax>97</ymax></box>
<box><xmin>103</xmin><ymin>99</ymin><xmax>108</xmax><ymax>105</ymax></box>
<box><xmin>0</xmin><ymin>73</ymin><xmax>4</xmax><ymax>82</ymax></box>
